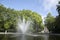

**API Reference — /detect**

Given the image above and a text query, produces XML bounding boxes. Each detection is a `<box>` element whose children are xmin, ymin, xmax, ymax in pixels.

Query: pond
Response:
<box><xmin>0</xmin><ymin>33</ymin><xmax>60</xmax><ymax>40</ymax></box>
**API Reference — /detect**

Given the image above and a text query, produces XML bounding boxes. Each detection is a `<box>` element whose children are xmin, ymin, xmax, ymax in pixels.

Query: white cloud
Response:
<box><xmin>38</xmin><ymin>0</ymin><xmax>60</xmax><ymax>24</ymax></box>
<box><xmin>42</xmin><ymin>0</ymin><xmax>59</xmax><ymax>12</ymax></box>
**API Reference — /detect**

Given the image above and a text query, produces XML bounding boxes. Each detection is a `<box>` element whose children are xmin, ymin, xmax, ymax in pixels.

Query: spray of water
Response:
<box><xmin>17</xmin><ymin>18</ymin><xmax>31</xmax><ymax>34</ymax></box>
<box><xmin>16</xmin><ymin>17</ymin><xmax>49</xmax><ymax>40</ymax></box>
<box><xmin>17</xmin><ymin>18</ymin><xmax>31</xmax><ymax>40</ymax></box>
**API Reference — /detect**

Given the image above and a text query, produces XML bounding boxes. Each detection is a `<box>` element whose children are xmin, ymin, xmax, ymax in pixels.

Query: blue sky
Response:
<box><xmin>0</xmin><ymin>0</ymin><xmax>59</xmax><ymax>19</ymax></box>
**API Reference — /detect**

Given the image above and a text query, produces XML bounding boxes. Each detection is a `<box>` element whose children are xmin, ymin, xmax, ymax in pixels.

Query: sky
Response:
<box><xmin>0</xmin><ymin>0</ymin><xmax>60</xmax><ymax>19</ymax></box>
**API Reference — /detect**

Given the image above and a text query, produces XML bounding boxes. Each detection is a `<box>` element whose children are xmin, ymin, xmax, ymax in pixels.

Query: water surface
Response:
<box><xmin>0</xmin><ymin>33</ymin><xmax>60</xmax><ymax>40</ymax></box>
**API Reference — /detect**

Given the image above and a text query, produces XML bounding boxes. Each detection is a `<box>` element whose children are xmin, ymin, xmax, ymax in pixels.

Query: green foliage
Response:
<box><xmin>53</xmin><ymin>16</ymin><xmax>60</xmax><ymax>33</ymax></box>
<box><xmin>44</xmin><ymin>13</ymin><xmax>55</xmax><ymax>32</ymax></box>
<box><xmin>19</xmin><ymin>10</ymin><xmax>44</xmax><ymax>32</ymax></box>
<box><xmin>44</xmin><ymin>1</ymin><xmax>60</xmax><ymax>33</ymax></box>
<box><xmin>0</xmin><ymin>4</ymin><xmax>17</xmax><ymax>32</ymax></box>
<box><xmin>57</xmin><ymin>1</ymin><xmax>60</xmax><ymax>16</ymax></box>
<box><xmin>53</xmin><ymin>1</ymin><xmax>60</xmax><ymax>33</ymax></box>
<box><xmin>0</xmin><ymin>4</ymin><xmax>44</xmax><ymax>32</ymax></box>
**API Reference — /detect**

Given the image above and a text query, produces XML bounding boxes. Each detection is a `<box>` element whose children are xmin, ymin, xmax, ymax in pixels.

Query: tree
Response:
<box><xmin>44</xmin><ymin>13</ymin><xmax>55</xmax><ymax>32</ymax></box>
<box><xmin>0</xmin><ymin>4</ymin><xmax>17</xmax><ymax>32</ymax></box>
<box><xmin>53</xmin><ymin>1</ymin><xmax>60</xmax><ymax>33</ymax></box>
<box><xmin>19</xmin><ymin>10</ymin><xmax>44</xmax><ymax>33</ymax></box>
<box><xmin>57</xmin><ymin>1</ymin><xmax>60</xmax><ymax>16</ymax></box>
<box><xmin>0</xmin><ymin>4</ymin><xmax>44</xmax><ymax>32</ymax></box>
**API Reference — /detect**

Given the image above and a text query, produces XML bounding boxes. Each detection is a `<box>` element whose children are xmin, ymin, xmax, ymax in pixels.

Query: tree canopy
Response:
<box><xmin>53</xmin><ymin>1</ymin><xmax>60</xmax><ymax>33</ymax></box>
<box><xmin>44</xmin><ymin>13</ymin><xmax>55</xmax><ymax>32</ymax></box>
<box><xmin>0</xmin><ymin>4</ymin><xmax>44</xmax><ymax>32</ymax></box>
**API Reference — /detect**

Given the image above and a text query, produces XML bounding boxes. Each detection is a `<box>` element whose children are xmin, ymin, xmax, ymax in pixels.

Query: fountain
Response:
<box><xmin>16</xmin><ymin>17</ymin><xmax>49</xmax><ymax>40</ymax></box>
<box><xmin>17</xmin><ymin>18</ymin><xmax>31</xmax><ymax>40</ymax></box>
<box><xmin>17</xmin><ymin>18</ymin><xmax>31</xmax><ymax>34</ymax></box>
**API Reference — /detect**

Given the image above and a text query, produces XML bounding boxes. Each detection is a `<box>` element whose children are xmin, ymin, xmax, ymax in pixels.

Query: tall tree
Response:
<box><xmin>44</xmin><ymin>13</ymin><xmax>55</xmax><ymax>32</ymax></box>
<box><xmin>53</xmin><ymin>1</ymin><xmax>60</xmax><ymax>33</ymax></box>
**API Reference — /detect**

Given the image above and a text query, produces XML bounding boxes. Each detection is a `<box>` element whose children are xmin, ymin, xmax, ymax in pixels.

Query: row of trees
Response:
<box><xmin>0</xmin><ymin>1</ymin><xmax>60</xmax><ymax>33</ymax></box>
<box><xmin>0</xmin><ymin>4</ymin><xmax>44</xmax><ymax>32</ymax></box>
<box><xmin>44</xmin><ymin>1</ymin><xmax>60</xmax><ymax>33</ymax></box>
